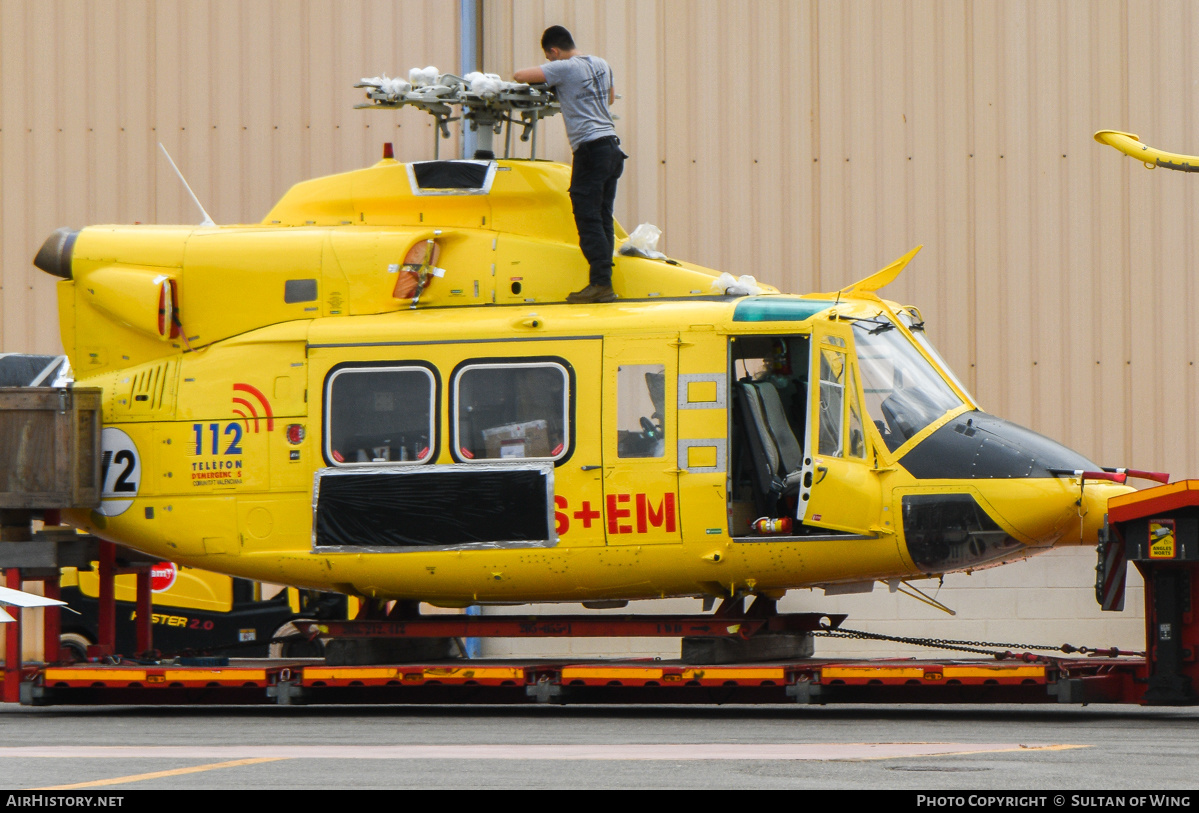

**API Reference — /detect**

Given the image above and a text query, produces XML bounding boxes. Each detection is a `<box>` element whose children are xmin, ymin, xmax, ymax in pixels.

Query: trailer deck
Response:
<box><xmin>3</xmin><ymin>652</ymin><xmax>1144</xmax><ymax>706</ymax></box>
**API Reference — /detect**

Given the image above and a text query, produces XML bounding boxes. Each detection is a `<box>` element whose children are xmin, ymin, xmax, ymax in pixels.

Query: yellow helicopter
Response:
<box><xmin>29</xmin><ymin>74</ymin><xmax>1147</xmax><ymax>612</ymax></box>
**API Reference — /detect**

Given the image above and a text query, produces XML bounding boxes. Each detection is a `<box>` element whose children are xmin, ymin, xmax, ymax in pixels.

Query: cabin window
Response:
<box><xmin>847</xmin><ymin>366</ymin><xmax>867</xmax><ymax>459</ymax></box>
<box><xmin>617</xmin><ymin>364</ymin><xmax>666</xmax><ymax>458</ymax></box>
<box><xmin>818</xmin><ymin>347</ymin><xmax>846</xmax><ymax>457</ymax></box>
<box><xmin>454</xmin><ymin>362</ymin><xmax>569</xmax><ymax>461</ymax></box>
<box><xmin>284</xmin><ymin>279</ymin><xmax>318</xmax><ymax>304</ymax></box>
<box><xmin>325</xmin><ymin>366</ymin><xmax>436</xmax><ymax>465</ymax></box>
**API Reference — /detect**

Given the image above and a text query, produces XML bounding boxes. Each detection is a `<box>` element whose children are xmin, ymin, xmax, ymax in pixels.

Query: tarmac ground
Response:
<box><xmin>1</xmin><ymin>702</ymin><xmax>1197</xmax><ymax>790</ymax></box>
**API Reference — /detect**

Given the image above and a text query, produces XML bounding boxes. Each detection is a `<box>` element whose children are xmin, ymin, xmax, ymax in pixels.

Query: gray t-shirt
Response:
<box><xmin>540</xmin><ymin>55</ymin><xmax>616</xmax><ymax>152</ymax></box>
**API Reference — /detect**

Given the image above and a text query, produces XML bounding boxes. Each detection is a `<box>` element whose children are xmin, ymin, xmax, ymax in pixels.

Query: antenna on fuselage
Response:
<box><xmin>158</xmin><ymin>143</ymin><xmax>215</xmax><ymax>227</ymax></box>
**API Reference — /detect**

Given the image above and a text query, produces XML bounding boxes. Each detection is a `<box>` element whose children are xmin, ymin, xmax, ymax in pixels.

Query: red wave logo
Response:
<box><xmin>232</xmin><ymin>383</ymin><xmax>275</xmax><ymax>433</ymax></box>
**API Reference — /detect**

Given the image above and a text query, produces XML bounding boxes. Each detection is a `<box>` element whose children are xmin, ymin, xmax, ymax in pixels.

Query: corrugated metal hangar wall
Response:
<box><xmin>2</xmin><ymin>0</ymin><xmax>1193</xmax><ymax>656</ymax></box>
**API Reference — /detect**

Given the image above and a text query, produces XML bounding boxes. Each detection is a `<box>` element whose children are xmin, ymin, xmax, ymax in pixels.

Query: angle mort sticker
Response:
<box><xmin>99</xmin><ymin>427</ymin><xmax>141</xmax><ymax>516</ymax></box>
<box><xmin>150</xmin><ymin>561</ymin><xmax>178</xmax><ymax>592</ymax></box>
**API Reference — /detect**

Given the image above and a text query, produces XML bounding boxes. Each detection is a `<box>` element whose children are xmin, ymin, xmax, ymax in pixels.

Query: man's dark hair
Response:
<box><xmin>541</xmin><ymin>25</ymin><xmax>575</xmax><ymax>52</ymax></box>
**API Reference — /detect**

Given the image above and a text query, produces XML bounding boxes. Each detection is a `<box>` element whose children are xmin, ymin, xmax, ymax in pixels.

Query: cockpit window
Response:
<box><xmin>898</xmin><ymin>309</ymin><xmax>976</xmax><ymax>404</ymax></box>
<box><xmin>852</xmin><ymin>317</ymin><xmax>963</xmax><ymax>451</ymax></box>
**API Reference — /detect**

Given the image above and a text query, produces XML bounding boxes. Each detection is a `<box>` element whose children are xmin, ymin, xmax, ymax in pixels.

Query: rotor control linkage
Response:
<box><xmin>356</xmin><ymin>69</ymin><xmax>561</xmax><ymax>160</ymax></box>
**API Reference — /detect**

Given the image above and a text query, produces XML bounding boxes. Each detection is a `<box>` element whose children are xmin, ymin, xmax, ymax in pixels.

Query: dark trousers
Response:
<box><xmin>569</xmin><ymin>136</ymin><xmax>625</xmax><ymax>287</ymax></box>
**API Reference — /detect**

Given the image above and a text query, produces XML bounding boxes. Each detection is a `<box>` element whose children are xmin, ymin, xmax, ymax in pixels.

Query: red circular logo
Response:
<box><xmin>150</xmin><ymin>562</ymin><xmax>178</xmax><ymax>593</ymax></box>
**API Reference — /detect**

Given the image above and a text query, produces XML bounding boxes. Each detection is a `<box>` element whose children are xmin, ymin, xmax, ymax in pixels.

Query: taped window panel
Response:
<box><xmin>412</xmin><ymin>161</ymin><xmax>489</xmax><ymax>188</ymax></box>
<box><xmin>313</xmin><ymin>464</ymin><xmax>555</xmax><ymax>550</ymax></box>
<box><xmin>407</xmin><ymin>160</ymin><xmax>496</xmax><ymax>195</ymax></box>
<box><xmin>326</xmin><ymin>366</ymin><xmax>436</xmax><ymax>465</ymax></box>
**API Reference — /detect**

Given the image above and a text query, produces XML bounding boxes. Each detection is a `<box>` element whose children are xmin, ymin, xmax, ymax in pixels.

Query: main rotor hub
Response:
<box><xmin>357</xmin><ymin>70</ymin><xmax>560</xmax><ymax>160</ymax></box>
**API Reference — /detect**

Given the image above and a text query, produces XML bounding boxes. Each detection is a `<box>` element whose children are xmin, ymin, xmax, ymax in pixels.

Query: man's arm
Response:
<box><xmin>514</xmin><ymin>65</ymin><xmax>546</xmax><ymax>84</ymax></box>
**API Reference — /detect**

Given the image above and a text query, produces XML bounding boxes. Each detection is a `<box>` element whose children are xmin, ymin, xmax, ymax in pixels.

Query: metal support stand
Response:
<box><xmin>0</xmin><ymin>514</ymin><xmax>152</xmax><ymax>694</ymax></box>
<box><xmin>91</xmin><ymin>540</ymin><xmax>155</xmax><ymax>658</ymax></box>
<box><xmin>95</xmin><ymin>541</ymin><xmax>115</xmax><ymax>657</ymax></box>
<box><xmin>3</xmin><ymin>568</ymin><xmax>21</xmax><ymax>703</ymax></box>
<box><xmin>1106</xmin><ymin>482</ymin><xmax>1199</xmax><ymax>705</ymax></box>
<box><xmin>42</xmin><ymin>578</ymin><xmax>61</xmax><ymax>662</ymax></box>
<box><xmin>307</xmin><ymin>598</ymin><xmax>842</xmax><ymax>666</ymax></box>
<box><xmin>135</xmin><ymin>569</ymin><xmax>153</xmax><ymax>655</ymax></box>
<box><xmin>0</xmin><ymin>511</ymin><xmax>84</xmax><ymax>699</ymax></box>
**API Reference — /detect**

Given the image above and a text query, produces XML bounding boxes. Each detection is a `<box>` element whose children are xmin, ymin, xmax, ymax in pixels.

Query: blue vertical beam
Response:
<box><xmin>461</xmin><ymin>0</ymin><xmax>482</xmax><ymax>651</ymax></box>
<box><xmin>465</xmin><ymin>603</ymin><xmax>482</xmax><ymax>658</ymax></box>
<box><xmin>460</xmin><ymin>0</ymin><xmax>480</xmax><ymax>159</ymax></box>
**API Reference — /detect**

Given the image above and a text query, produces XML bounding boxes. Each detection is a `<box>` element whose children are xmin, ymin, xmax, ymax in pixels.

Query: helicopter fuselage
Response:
<box><xmin>41</xmin><ymin>157</ymin><xmax>1125</xmax><ymax>605</ymax></box>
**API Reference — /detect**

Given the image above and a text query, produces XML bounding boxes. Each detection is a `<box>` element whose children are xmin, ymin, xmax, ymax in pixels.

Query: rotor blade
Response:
<box><xmin>0</xmin><ymin>585</ymin><xmax>67</xmax><ymax>608</ymax></box>
<box><xmin>1094</xmin><ymin>129</ymin><xmax>1199</xmax><ymax>173</ymax></box>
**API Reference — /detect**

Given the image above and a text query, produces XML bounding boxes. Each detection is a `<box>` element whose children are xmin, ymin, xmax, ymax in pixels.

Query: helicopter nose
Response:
<box><xmin>1076</xmin><ymin>480</ymin><xmax>1133</xmax><ymax>545</ymax></box>
<box><xmin>897</xmin><ymin>411</ymin><xmax>1135</xmax><ymax>572</ymax></box>
<box><xmin>899</xmin><ymin>411</ymin><xmax>1105</xmax><ymax>484</ymax></box>
<box><xmin>985</xmin><ymin>477</ymin><xmax>1132</xmax><ymax>549</ymax></box>
<box><xmin>900</xmin><ymin>476</ymin><xmax>1132</xmax><ymax>575</ymax></box>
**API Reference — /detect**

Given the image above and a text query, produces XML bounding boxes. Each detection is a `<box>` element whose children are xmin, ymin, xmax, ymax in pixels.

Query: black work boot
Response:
<box><xmin>566</xmin><ymin>284</ymin><xmax>617</xmax><ymax>304</ymax></box>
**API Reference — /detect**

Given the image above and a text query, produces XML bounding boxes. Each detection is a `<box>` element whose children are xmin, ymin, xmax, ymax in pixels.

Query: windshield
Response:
<box><xmin>898</xmin><ymin>309</ymin><xmax>976</xmax><ymax>404</ymax></box>
<box><xmin>852</xmin><ymin>316</ymin><xmax>964</xmax><ymax>451</ymax></box>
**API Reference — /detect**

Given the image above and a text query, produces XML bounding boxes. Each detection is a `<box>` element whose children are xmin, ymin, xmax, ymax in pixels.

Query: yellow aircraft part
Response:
<box><xmin>1094</xmin><ymin>129</ymin><xmax>1199</xmax><ymax>172</ymax></box>
<box><xmin>59</xmin><ymin>160</ymin><xmax>763</xmax><ymax>378</ymax></box>
<box><xmin>836</xmin><ymin>245</ymin><xmax>923</xmax><ymax>299</ymax></box>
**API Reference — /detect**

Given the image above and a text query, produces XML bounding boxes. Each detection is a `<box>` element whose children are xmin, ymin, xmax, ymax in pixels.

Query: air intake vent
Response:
<box><xmin>407</xmin><ymin>160</ymin><xmax>495</xmax><ymax>195</ymax></box>
<box><xmin>124</xmin><ymin>360</ymin><xmax>177</xmax><ymax>416</ymax></box>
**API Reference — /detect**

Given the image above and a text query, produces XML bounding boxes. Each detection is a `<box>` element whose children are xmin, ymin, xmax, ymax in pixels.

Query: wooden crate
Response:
<box><xmin>0</xmin><ymin>388</ymin><xmax>101</xmax><ymax>509</ymax></box>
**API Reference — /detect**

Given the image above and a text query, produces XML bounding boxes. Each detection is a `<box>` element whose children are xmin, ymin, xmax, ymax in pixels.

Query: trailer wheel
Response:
<box><xmin>269</xmin><ymin>620</ymin><xmax>324</xmax><ymax>658</ymax></box>
<box><xmin>59</xmin><ymin>633</ymin><xmax>91</xmax><ymax>663</ymax></box>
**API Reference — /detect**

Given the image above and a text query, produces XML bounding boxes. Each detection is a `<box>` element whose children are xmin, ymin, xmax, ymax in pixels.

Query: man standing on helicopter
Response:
<box><xmin>515</xmin><ymin>26</ymin><xmax>625</xmax><ymax>304</ymax></box>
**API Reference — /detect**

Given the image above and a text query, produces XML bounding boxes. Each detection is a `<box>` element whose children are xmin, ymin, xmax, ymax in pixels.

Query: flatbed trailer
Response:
<box><xmin>4</xmin><ymin>654</ymin><xmax>1143</xmax><ymax>707</ymax></box>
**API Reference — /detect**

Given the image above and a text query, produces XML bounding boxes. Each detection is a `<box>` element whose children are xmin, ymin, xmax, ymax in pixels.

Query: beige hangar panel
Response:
<box><xmin>6</xmin><ymin>0</ymin><xmax>1199</xmax><ymax>659</ymax></box>
<box><xmin>0</xmin><ymin>0</ymin><xmax>461</xmax><ymax>356</ymax></box>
